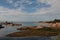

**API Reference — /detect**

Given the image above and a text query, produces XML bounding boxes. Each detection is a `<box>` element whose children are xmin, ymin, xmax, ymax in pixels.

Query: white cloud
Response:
<box><xmin>26</xmin><ymin>1</ymin><xmax>33</xmax><ymax>5</ymax></box>
<box><xmin>7</xmin><ymin>0</ymin><xmax>13</xmax><ymax>4</ymax></box>
<box><xmin>0</xmin><ymin>6</ymin><xmax>28</xmax><ymax>21</ymax></box>
<box><xmin>14</xmin><ymin>1</ymin><xmax>21</xmax><ymax>7</ymax></box>
<box><xmin>6</xmin><ymin>0</ymin><xmax>54</xmax><ymax>15</ymax></box>
<box><xmin>33</xmin><ymin>0</ymin><xmax>60</xmax><ymax>15</ymax></box>
<box><xmin>0</xmin><ymin>6</ymin><xmax>26</xmax><ymax>15</ymax></box>
<box><xmin>0</xmin><ymin>0</ymin><xmax>60</xmax><ymax>21</ymax></box>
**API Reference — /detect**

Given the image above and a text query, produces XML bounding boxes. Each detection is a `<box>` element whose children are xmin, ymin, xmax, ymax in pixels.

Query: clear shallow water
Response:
<box><xmin>0</xmin><ymin>22</ymin><xmax>58</xmax><ymax>40</ymax></box>
<box><xmin>0</xmin><ymin>26</ymin><xmax>20</xmax><ymax>37</ymax></box>
<box><xmin>0</xmin><ymin>36</ymin><xmax>58</xmax><ymax>40</ymax></box>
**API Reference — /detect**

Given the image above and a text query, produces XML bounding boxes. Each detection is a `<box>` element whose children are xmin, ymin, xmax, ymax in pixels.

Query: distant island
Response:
<box><xmin>0</xmin><ymin>21</ymin><xmax>22</xmax><ymax>26</ymax></box>
<box><xmin>6</xmin><ymin>19</ymin><xmax>60</xmax><ymax>37</ymax></box>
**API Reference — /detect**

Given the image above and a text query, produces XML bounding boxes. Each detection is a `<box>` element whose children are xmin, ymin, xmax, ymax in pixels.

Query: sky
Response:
<box><xmin>0</xmin><ymin>0</ymin><xmax>60</xmax><ymax>22</ymax></box>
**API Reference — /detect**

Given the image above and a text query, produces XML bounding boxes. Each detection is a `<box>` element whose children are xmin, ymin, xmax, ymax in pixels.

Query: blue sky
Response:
<box><xmin>0</xmin><ymin>0</ymin><xmax>60</xmax><ymax>22</ymax></box>
<box><xmin>0</xmin><ymin>0</ymin><xmax>51</xmax><ymax>13</ymax></box>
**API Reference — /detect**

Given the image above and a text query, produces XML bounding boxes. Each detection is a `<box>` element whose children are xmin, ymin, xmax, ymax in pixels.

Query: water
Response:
<box><xmin>0</xmin><ymin>36</ymin><xmax>58</xmax><ymax>40</ymax></box>
<box><xmin>0</xmin><ymin>22</ymin><xmax>58</xmax><ymax>40</ymax></box>
<box><xmin>0</xmin><ymin>26</ymin><xmax>20</xmax><ymax>37</ymax></box>
<box><xmin>20</xmin><ymin>22</ymin><xmax>38</xmax><ymax>26</ymax></box>
<box><xmin>0</xmin><ymin>22</ymin><xmax>38</xmax><ymax>37</ymax></box>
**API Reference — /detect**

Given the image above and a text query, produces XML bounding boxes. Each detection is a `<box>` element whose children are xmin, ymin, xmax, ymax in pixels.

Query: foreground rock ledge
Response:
<box><xmin>6</xmin><ymin>29</ymin><xmax>57</xmax><ymax>37</ymax></box>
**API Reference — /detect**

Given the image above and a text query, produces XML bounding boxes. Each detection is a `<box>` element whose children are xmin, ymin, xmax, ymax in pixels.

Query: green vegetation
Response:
<box><xmin>6</xmin><ymin>27</ymin><xmax>59</xmax><ymax>37</ymax></box>
<box><xmin>6</xmin><ymin>19</ymin><xmax>60</xmax><ymax>39</ymax></box>
<box><xmin>54</xmin><ymin>19</ymin><xmax>60</xmax><ymax>22</ymax></box>
<box><xmin>57</xmin><ymin>36</ymin><xmax>60</xmax><ymax>40</ymax></box>
<box><xmin>46</xmin><ymin>19</ymin><xmax>60</xmax><ymax>23</ymax></box>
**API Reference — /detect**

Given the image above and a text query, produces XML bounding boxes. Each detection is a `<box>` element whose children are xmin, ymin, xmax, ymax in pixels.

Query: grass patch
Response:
<box><xmin>6</xmin><ymin>27</ymin><xmax>59</xmax><ymax>37</ymax></box>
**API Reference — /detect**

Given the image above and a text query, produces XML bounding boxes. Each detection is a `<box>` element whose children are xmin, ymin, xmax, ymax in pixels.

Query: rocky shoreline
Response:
<box><xmin>6</xmin><ymin>27</ymin><xmax>58</xmax><ymax>37</ymax></box>
<box><xmin>6</xmin><ymin>19</ymin><xmax>60</xmax><ymax>37</ymax></box>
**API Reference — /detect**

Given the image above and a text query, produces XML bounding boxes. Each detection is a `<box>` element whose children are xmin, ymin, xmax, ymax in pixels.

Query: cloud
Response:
<box><xmin>33</xmin><ymin>0</ymin><xmax>60</xmax><ymax>15</ymax></box>
<box><xmin>0</xmin><ymin>6</ymin><xmax>26</xmax><ymax>15</ymax></box>
<box><xmin>6</xmin><ymin>0</ymin><xmax>51</xmax><ymax>13</ymax></box>
<box><xmin>0</xmin><ymin>0</ymin><xmax>60</xmax><ymax>21</ymax></box>
<box><xmin>0</xmin><ymin>6</ymin><xmax>28</xmax><ymax>21</ymax></box>
<box><xmin>6</xmin><ymin>0</ymin><xmax>13</xmax><ymax>4</ymax></box>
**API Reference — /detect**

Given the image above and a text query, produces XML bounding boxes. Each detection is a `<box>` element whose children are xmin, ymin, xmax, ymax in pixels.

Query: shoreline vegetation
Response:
<box><xmin>6</xmin><ymin>27</ymin><xmax>58</xmax><ymax>37</ymax></box>
<box><xmin>6</xmin><ymin>19</ymin><xmax>60</xmax><ymax>37</ymax></box>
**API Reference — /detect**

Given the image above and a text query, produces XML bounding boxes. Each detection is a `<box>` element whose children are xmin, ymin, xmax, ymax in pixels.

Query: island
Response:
<box><xmin>1</xmin><ymin>21</ymin><xmax>22</xmax><ymax>26</ymax></box>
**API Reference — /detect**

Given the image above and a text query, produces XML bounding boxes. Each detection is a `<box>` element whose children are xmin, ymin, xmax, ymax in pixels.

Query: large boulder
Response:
<box><xmin>0</xmin><ymin>25</ymin><xmax>4</xmax><ymax>29</ymax></box>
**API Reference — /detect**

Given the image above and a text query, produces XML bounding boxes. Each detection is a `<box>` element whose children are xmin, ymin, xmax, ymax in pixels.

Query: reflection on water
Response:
<box><xmin>0</xmin><ymin>36</ymin><xmax>58</xmax><ymax>40</ymax></box>
<box><xmin>0</xmin><ymin>26</ymin><xmax>21</xmax><ymax>37</ymax></box>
